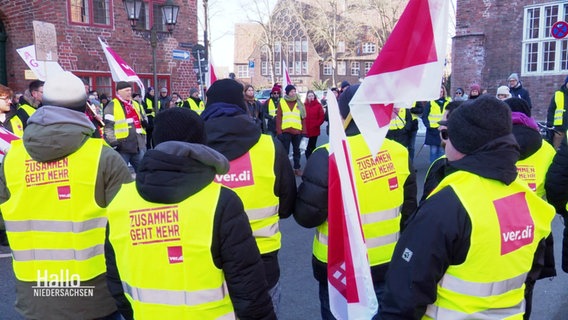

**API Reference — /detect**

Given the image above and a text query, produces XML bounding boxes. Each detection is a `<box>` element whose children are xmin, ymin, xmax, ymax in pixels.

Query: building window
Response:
<box><xmin>302</xmin><ymin>40</ymin><xmax>308</xmax><ymax>53</ymax></box>
<box><xmin>237</xmin><ymin>65</ymin><xmax>249</xmax><ymax>78</ymax></box>
<box><xmin>337</xmin><ymin>61</ymin><xmax>346</xmax><ymax>75</ymax></box>
<box><xmin>133</xmin><ymin>1</ymin><xmax>167</xmax><ymax>32</ymax></box>
<box><xmin>302</xmin><ymin>61</ymin><xmax>308</xmax><ymax>75</ymax></box>
<box><xmin>261</xmin><ymin>61</ymin><xmax>268</xmax><ymax>76</ymax></box>
<box><xmin>364</xmin><ymin>61</ymin><xmax>373</xmax><ymax>75</ymax></box>
<box><xmin>337</xmin><ymin>41</ymin><xmax>345</xmax><ymax>53</ymax></box>
<box><xmin>275</xmin><ymin>61</ymin><xmax>281</xmax><ymax>76</ymax></box>
<box><xmin>362</xmin><ymin>42</ymin><xmax>376</xmax><ymax>54</ymax></box>
<box><xmin>351</xmin><ymin>62</ymin><xmax>360</xmax><ymax>76</ymax></box>
<box><xmin>323</xmin><ymin>62</ymin><xmax>332</xmax><ymax>75</ymax></box>
<box><xmin>69</xmin><ymin>0</ymin><xmax>111</xmax><ymax>26</ymax></box>
<box><xmin>295</xmin><ymin>61</ymin><xmax>301</xmax><ymax>75</ymax></box>
<box><xmin>523</xmin><ymin>2</ymin><xmax>568</xmax><ymax>74</ymax></box>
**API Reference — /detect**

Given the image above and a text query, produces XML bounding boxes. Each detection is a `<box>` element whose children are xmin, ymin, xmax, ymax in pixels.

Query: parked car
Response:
<box><xmin>255</xmin><ymin>89</ymin><xmax>271</xmax><ymax>104</ymax></box>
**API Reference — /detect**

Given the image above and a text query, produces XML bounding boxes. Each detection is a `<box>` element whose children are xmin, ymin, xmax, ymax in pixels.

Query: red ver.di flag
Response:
<box><xmin>98</xmin><ymin>37</ymin><xmax>145</xmax><ymax>97</ymax></box>
<box><xmin>349</xmin><ymin>0</ymin><xmax>450</xmax><ymax>156</ymax></box>
<box><xmin>326</xmin><ymin>89</ymin><xmax>377</xmax><ymax>319</ymax></box>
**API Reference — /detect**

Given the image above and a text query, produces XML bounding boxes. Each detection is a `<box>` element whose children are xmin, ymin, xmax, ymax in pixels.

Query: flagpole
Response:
<box><xmin>150</xmin><ymin>27</ymin><xmax>159</xmax><ymax>112</ymax></box>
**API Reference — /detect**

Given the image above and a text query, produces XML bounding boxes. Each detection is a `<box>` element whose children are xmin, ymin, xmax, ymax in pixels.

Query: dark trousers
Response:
<box><xmin>278</xmin><ymin>132</ymin><xmax>302</xmax><ymax>169</ymax></box>
<box><xmin>306</xmin><ymin>136</ymin><xmax>319</xmax><ymax>159</ymax></box>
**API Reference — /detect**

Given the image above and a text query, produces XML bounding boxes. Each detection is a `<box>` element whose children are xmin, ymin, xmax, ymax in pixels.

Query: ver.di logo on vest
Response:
<box><xmin>215</xmin><ymin>152</ymin><xmax>255</xmax><ymax>188</ymax></box>
<box><xmin>33</xmin><ymin>269</ymin><xmax>94</xmax><ymax>297</ymax></box>
<box><xmin>494</xmin><ymin>192</ymin><xmax>535</xmax><ymax>255</ymax></box>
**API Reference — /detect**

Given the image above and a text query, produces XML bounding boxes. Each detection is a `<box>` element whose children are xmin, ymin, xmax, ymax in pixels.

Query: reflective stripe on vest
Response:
<box><xmin>427</xmin><ymin>98</ymin><xmax>450</xmax><ymax>129</ymax></box>
<box><xmin>108</xmin><ymin>182</ymin><xmax>235</xmax><ymax>319</ymax></box>
<box><xmin>313</xmin><ymin>136</ymin><xmax>410</xmax><ymax>266</ymax></box>
<box><xmin>187</xmin><ymin>98</ymin><xmax>205</xmax><ymax>115</ymax></box>
<box><xmin>516</xmin><ymin>141</ymin><xmax>555</xmax><ymax>199</ymax></box>
<box><xmin>280</xmin><ymin>99</ymin><xmax>302</xmax><ymax>130</ymax></box>
<box><xmin>553</xmin><ymin>91</ymin><xmax>565</xmax><ymax>126</ymax></box>
<box><xmin>268</xmin><ymin>99</ymin><xmax>277</xmax><ymax>116</ymax></box>
<box><xmin>112</xmin><ymin>98</ymin><xmax>145</xmax><ymax>138</ymax></box>
<box><xmin>1</xmin><ymin>139</ymin><xmax>106</xmax><ymax>281</ymax></box>
<box><xmin>389</xmin><ymin>108</ymin><xmax>407</xmax><ymax>130</ymax></box>
<box><xmin>425</xmin><ymin>301</ymin><xmax>525</xmax><ymax>320</ymax></box>
<box><xmin>214</xmin><ymin>135</ymin><xmax>281</xmax><ymax>254</ymax></box>
<box><xmin>145</xmin><ymin>98</ymin><xmax>155</xmax><ymax>117</ymax></box>
<box><xmin>19</xmin><ymin>103</ymin><xmax>36</xmax><ymax>117</ymax></box>
<box><xmin>9</xmin><ymin>116</ymin><xmax>25</xmax><ymax>137</ymax></box>
<box><xmin>426</xmin><ymin>171</ymin><xmax>555</xmax><ymax>318</ymax></box>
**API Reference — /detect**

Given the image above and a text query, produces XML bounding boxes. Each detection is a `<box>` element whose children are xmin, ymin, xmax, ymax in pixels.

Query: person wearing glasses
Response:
<box><xmin>453</xmin><ymin>87</ymin><xmax>468</xmax><ymax>101</ymax></box>
<box><xmin>263</xmin><ymin>85</ymin><xmax>282</xmax><ymax>137</ymax></box>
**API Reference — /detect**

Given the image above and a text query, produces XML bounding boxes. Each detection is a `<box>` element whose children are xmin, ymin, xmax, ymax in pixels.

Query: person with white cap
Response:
<box><xmin>496</xmin><ymin>85</ymin><xmax>512</xmax><ymax>100</ymax></box>
<box><xmin>0</xmin><ymin>71</ymin><xmax>132</xmax><ymax>320</ymax></box>
<box><xmin>158</xmin><ymin>87</ymin><xmax>171</xmax><ymax>112</ymax></box>
<box><xmin>508</xmin><ymin>73</ymin><xmax>532</xmax><ymax>108</ymax></box>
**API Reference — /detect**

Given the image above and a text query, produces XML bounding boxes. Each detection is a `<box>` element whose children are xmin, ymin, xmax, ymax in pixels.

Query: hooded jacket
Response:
<box><xmin>379</xmin><ymin>135</ymin><xmax>549</xmax><ymax>319</ymax></box>
<box><xmin>509</xmin><ymin>82</ymin><xmax>532</xmax><ymax>109</ymax></box>
<box><xmin>202</xmin><ymin>102</ymin><xmax>297</xmax><ymax>289</ymax></box>
<box><xmin>104</xmin><ymin>141</ymin><xmax>276</xmax><ymax>320</ymax></box>
<box><xmin>0</xmin><ymin>106</ymin><xmax>132</xmax><ymax>320</ymax></box>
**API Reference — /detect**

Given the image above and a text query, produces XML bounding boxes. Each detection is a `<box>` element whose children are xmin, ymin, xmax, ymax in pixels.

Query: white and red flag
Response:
<box><xmin>208</xmin><ymin>61</ymin><xmax>217</xmax><ymax>87</ymax></box>
<box><xmin>281</xmin><ymin>60</ymin><xmax>292</xmax><ymax>90</ymax></box>
<box><xmin>327</xmin><ymin>89</ymin><xmax>378</xmax><ymax>320</ymax></box>
<box><xmin>98</xmin><ymin>37</ymin><xmax>145</xmax><ymax>97</ymax></box>
<box><xmin>349</xmin><ymin>0</ymin><xmax>450</xmax><ymax>155</ymax></box>
<box><xmin>0</xmin><ymin>126</ymin><xmax>20</xmax><ymax>162</ymax></box>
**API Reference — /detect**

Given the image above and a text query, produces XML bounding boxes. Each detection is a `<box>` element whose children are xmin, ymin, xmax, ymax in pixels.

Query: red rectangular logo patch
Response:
<box><xmin>214</xmin><ymin>152</ymin><xmax>255</xmax><ymax>188</ymax></box>
<box><xmin>494</xmin><ymin>192</ymin><xmax>534</xmax><ymax>255</ymax></box>
<box><xmin>388</xmin><ymin>177</ymin><xmax>399</xmax><ymax>190</ymax></box>
<box><xmin>167</xmin><ymin>246</ymin><xmax>183</xmax><ymax>264</ymax></box>
<box><xmin>57</xmin><ymin>185</ymin><xmax>71</xmax><ymax>200</ymax></box>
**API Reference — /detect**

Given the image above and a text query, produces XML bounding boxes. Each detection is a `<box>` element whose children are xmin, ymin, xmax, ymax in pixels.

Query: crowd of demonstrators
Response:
<box><xmin>386</xmin><ymin>105</ymin><xmax>414</xmax><ymax>149</ymax></box>
<box><xmin>244</xmin><ymin>84</ymin><xmax>265</xmax><ymax>132</ymax></box>
<box><xmin>15</xmin><ymin>80</ymin><xmax>44</xmax><ymax>137</ymax></box>
<box><xmin>509</xmin><ymin>72</ymin><xmax>532</xmax><ymax>108</ymax></box>
<box><xmin>546</xmin><ymin>76</ymin><xmax>568</xmax><ymax>149</ymax></box>
<box><xmin>201</xmin><ymin>79</ymin><xmax>296</xmax><ymax>316</ymax></box>
<box><xmin>302</xmin><ymin>90</ymin><xmax>325</xmax><ymax>159</ymax></box>
<box><xmin>105</xmin><ymin>107</ymin><xmax>276</xmax><ymax>320</ymax></box>
<box><xmin>294</xmin><ymin>84</ymin><xmax>417</xmax><ymax>320</ymax></box>
<box><xmin>263</xmin><ymin>85</ymin><xmax>281</xmax><ymax>136</ymax></box>
<box><xmin>0</xmin><ymin>71</ymin><xmax>132</xmax><ymax>320</ymax></box>
<box><xmin>422</xmin><ymin>85</ymin><xmax>451</xmax><ymax>163</ymax></box>
<box><xmin>276</xmin><ymin>84</ymin><xmax>306</xmax><ymax>176</ymax></box>
<box><xmin>184</xmin><ymin>87</ymin><xmax>205</xmax><ymax>115</ymax></box>
<box><xmin>157</xmin><ymin>87</ymin><xmax>171</xmax><ymax>112</ymax></box>
<box><xmin>142</xmin><ymin>87</ymin><xmax>156</xmax><ymax>150</ymax></box>
<box><xmin>379</xmin><ymin>96</ymin><xmax>555</xmax><ymax>319</ymax></box>
<box><xmin>103</xmin><ymin>81</ymin><xmax>148</xmax><ymax>173</ymax></box>
<box><xmin>170</xmin><ymin>92</ymin><xmax>183</xmax><ymax>107</ymax></box>
<box><xmin>452</xmin><ymin>87</ymin><xmax>468</xmax><ymax>101</ymax></box>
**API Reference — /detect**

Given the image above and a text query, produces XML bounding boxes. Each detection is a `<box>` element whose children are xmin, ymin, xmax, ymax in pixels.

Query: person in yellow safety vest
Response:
<box><xmin>263</xmin><ymin>85</ymin><xmax>281</xmax><ymax>136</ymax></box>
<box><xmin>294</xmin><ymin>84</ymin><xmax>417</xmax><ymax>320</ymax></box>
<box><xmin>103</xmin><ymin>81</ymin><xmax>147</xmax><ymax>173</ymax></box>
<box><xmin>379</xmin><ymin>96</ymin><xmax>555</xmax><ymax>319</ymax></box>
<box><xmin>0</xmin><ymin>71</ymin><xmax>132</xmax><ymax>320</ymax></box>
<box><xmin>14</xmin><ymin>79</ymin><xmax>44</xmax><ymax>134</ymax></box>
<box><xmin>276</xmin><ymin>84</ymin><xmax>306</xmax><ymax>176</ymax></box>
<box><xmin>422</xmin><ymin>85</ymin><xmax>451</xmax><ymax>164</ymax></box>
<box><xmin>143</xmin><ymin>87</ymin><xmax>156</xmax><ymax>150</ymax></box>
<box><xmin>201</xmin><ymin>79</ymin><xmax>297</xmax><ymax>317</ymax></box>
<box><xmin>386</xmin><ymin>106</ymin><xmax>413</xmax><ymax>148</ymax></box>
<box><xmin>183</xmin><ymin>88</ymin><xmax>205</xmax><ymax>114</ymax></box>
<box><xmin>171</xmin><ymin>92</ymin><xmax>184</xmax><ymax>107</ymax></box>
<box><xmin>105</xmin><ymin>107</ymin><xmax>276</xmax><ymax>320</ymax></box>
<box><xmin>546</xmin><ymin>76</ymin><xmax>568</xmax><ymax>149</ymax></box>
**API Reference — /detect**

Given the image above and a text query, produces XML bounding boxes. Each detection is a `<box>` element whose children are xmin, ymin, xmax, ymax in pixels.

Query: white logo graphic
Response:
<box><xmin>402</xmin><ymin>248</ymin><xmax>413</xmax><ymax>262</ymax></box>
<box><xmin>33</xmin><ymin>269</ymin><xmax>94</xmax><ymax>297</ymax></box>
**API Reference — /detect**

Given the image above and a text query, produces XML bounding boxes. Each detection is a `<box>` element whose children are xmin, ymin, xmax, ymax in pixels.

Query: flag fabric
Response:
<box><xmin>16</xmin><ymin>45</ymin><xmax>64</xmax><ymax>81</ymax></box>
<box><xmin>208</xmin><ymin>62</ymin><xmax>217</xmax><ymax>87</ymax></box>
<box><xmin>327</xmin><ymin>89</ymin><xmax>378</xmax><ymax>319</ymax></box>
<box><xmin>349</xmin><ymin>0</ymin><xmax>450</xmax><ymax>155</ymax></box>
<box><xmin>98</xmin><ymin>37</ymin><xmax>145</xmax><ymax>97</ymax></box>
<box><xmin>281</xmin><ymin>60</ymin><xmax>292</xmax><ymax>89</ymax></box>
<box><xmin>0</xmin><ymin>126</ymin><xmax>20</xmax><ymax>162</ymax></box>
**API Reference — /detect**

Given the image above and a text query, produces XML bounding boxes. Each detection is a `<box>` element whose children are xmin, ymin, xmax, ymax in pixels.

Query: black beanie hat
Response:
<box><xmin>338</xmin><ymin>84</ymin><xmax>359</xmax><ymax>119</ymax></box>
<box><xmin>116</xmin><ymin>81</ymin><xmax>132</xmax><ymax>91</ymax></box>
<box><xmin>205</xmin><ymin>79</ymin><xmax>246</xmax><ymax>110</ymax></box>
<box><xmin>503</xmin><ymin>97</ymin><xmax>531</xmax><ymax>117</ymax></box>
<box><xmin>152</xmin><ymin>108</ymin><xmax>206</xmax><ymax>146</ymax></box>
<box><xmin>285</xmin><ymin>84</ymin><xmax>296</xmax><ymax>95</ymax></box>
<box><xmin>448</xmin><ymin>95</ymin><xmax>512</xmax><ymax>155</ymax></box>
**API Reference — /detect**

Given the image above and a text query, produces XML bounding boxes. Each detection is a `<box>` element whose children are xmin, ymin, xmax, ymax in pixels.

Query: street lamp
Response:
<box><xmin>123</xmin><ymin>0</ymin><xmax>179</xmax><ymax>111</ymax></box>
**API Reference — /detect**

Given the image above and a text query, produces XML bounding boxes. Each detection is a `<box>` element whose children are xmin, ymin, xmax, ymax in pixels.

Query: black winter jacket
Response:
<box><xmin>379</xmin><ymin>135</ymin><xmax>550</xmax><ymax>319</ymax></box>
<box><xmin>105</xmin><ymin>141</ymin><xmax>276</xmax><ymax>320</ymax></box>
<box><xmin>293</xmin><ymin>121</ymin><xmax>417</xmax><ymax>284</ymax></box>
<box><xmin>204</xmin><ymin>107</ymin><xmax>297</xmax><ymax>289</ymax></box>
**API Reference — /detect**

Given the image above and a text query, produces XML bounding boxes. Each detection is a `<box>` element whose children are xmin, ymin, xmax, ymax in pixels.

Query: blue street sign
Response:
<box><xmin>173</xmin><ymin>49</ymin><xmax>191</xmax><ymax>61</ymax></box>
<box><xmin>249</xmin><ymin>60</ymin><xmax>255</xmax><ymax>68</ymax></box>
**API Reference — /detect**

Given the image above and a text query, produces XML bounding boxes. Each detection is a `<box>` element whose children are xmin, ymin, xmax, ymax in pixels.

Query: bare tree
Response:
<box><xmin>354</xmin><ymin>0</ymin><xmax>407</xmax><ymax>50</ymax></box>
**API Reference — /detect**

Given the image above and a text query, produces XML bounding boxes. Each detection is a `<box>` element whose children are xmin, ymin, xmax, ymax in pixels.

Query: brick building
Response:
<box><xmin>0</xmin><ymin>0</ymin><xmax>198</xmax><ymax>99</ymax></box>
<box><xmin>453</xmin><ymin>0</ymin><xmax>568</xmax><ymax>120</ymax></box>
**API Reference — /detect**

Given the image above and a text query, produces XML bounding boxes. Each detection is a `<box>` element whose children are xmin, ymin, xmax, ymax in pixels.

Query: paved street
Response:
<box><xmin>1</xmin><ymin>130</ymin><xmax>568</xmax><ymax>319</ymax></box>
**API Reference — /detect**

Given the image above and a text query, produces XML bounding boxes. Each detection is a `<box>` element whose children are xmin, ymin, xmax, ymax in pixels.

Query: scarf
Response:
<box><xmin>283</xmin><ymin>94</ymin><xmax>306</xmax><ymax>119</ymax></box>
<box><xmin>117</xmin><ymin>96</ymin><xmax>141</xmax><ymax>130</ymax></box>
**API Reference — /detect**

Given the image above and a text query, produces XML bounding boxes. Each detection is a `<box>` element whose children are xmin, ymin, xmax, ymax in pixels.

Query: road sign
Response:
<box><xmin>192</xmin><ymin>44</ymin><xmax>206</xmax><ymax>60</ymax></box>
<box><xmin>172</xmin><ymin>49</ymin><xmax>191</xmax><ymax>61</ymax></box>
<box><xmin>551</xmin><ymin>21</ymin><xmax>568</xmax><ymax>39</ymax></box>
<box><xmin>249</xmin><ymin>60</ymin><xmax>255</xmax><ymax>68</ymax></box>
<box><xmin>178</xmin><ymin>42</ymin><xmax>193</xmax><ymax>49</ymax></box>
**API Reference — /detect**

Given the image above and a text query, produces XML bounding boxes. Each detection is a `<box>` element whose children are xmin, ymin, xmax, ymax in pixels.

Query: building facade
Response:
<box><xmin>453</xmin><ymin>0</ymin><xmax>568</xmax><ymax>120</ymax></box>
<box><xmin>0</xmin><ymin>0</ymin><xmax>199</xmax><ymax>99</ymax></box>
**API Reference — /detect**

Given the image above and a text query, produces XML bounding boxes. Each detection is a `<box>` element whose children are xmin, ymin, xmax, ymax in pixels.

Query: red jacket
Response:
<box><xmin>304</xmin><ymin>99</ymin><xmax>325</xmax><ymax>137</ymax></box>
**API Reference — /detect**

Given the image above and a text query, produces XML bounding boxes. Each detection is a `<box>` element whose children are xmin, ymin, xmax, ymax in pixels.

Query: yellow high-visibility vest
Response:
<box><xmin>267</xmin><ymin>99</ymin><xmax>277</xmax><ymax>117</ymax></box>
<box><xmin>427</xmin><ymin>98</ymin><xmax>450</xmax><ymax>129</ymax></box>
<box><xmin>389</xmin><ymin>108</ymin><xmax>407</xmax><ymax>130</ymax></box>
<box><xmin>424</xmin><ymin>171</ymin><xmax>554</xmax><ymax>319</ymax></box>
<box><xmin>186</xmin><ymin>98</ymin><xmax>205</xmax><ymax>115</ymax></box>
<box><xmin>313</xmin><ymin>135</ymin><xmax>410</xmax><ymax>266</ymax></box>
<box><xmin>112</xmin><ymin>98</ymin><xmax>146</xmax><ymax>138</ymax></box>
<box><xmin>516</xmin><ymin>141</ymin><xmax>556</xmax><ymax>198</ymax></box>
<box><xmin>279</xmin><ymin>99</ymin><xmax>302</xmax><ymax>130</ymax></box>
<box><xmin>1</xmin><ymin>139</ymin><xmax>106</xmax><ymax>281</ymax></box>
<box><xmin>107</xmin><ymin>182</ymin><xmax>235</xmax><ymax>320</ymax></box>
<box><xmin>553</xmin><ymin>91</ymin><xmax>565</xmax><ymax>126</ymax></box>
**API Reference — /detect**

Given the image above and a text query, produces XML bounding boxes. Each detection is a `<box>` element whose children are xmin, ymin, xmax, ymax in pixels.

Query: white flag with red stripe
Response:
<box><xmin>349</xmin><ymin>0</ymin><xmax>450</xmax><ymax>155</ymax></box>
<box><xmin>282</xmin><ymin>60</ymin><xmax>292</xmax><ymax>90</ymax></box>
<box><xmin>208</xmin><ymin>62</ymin><xmax>217</xmax><ymax>87</ymax></box>
<box><xmin>0</xmin><ymin>126</ymin><xmax>20</xmax><ymax>162</ymax></box>
<box><xmin>98</xmin><ymin>37</ymin><xmax>145</xmax><ymax>97</ymax></box>
<box><xmin>327</xmin><ymin>89</ymin><xmax>378</xmax><ymax>320</ymax></box>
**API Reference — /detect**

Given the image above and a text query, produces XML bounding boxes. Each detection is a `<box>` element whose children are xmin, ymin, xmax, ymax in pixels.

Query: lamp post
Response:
<box><xmin>123</xmin><ymin>0</ymin><xmax>179</xmax><ymax>111</ymax></box>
